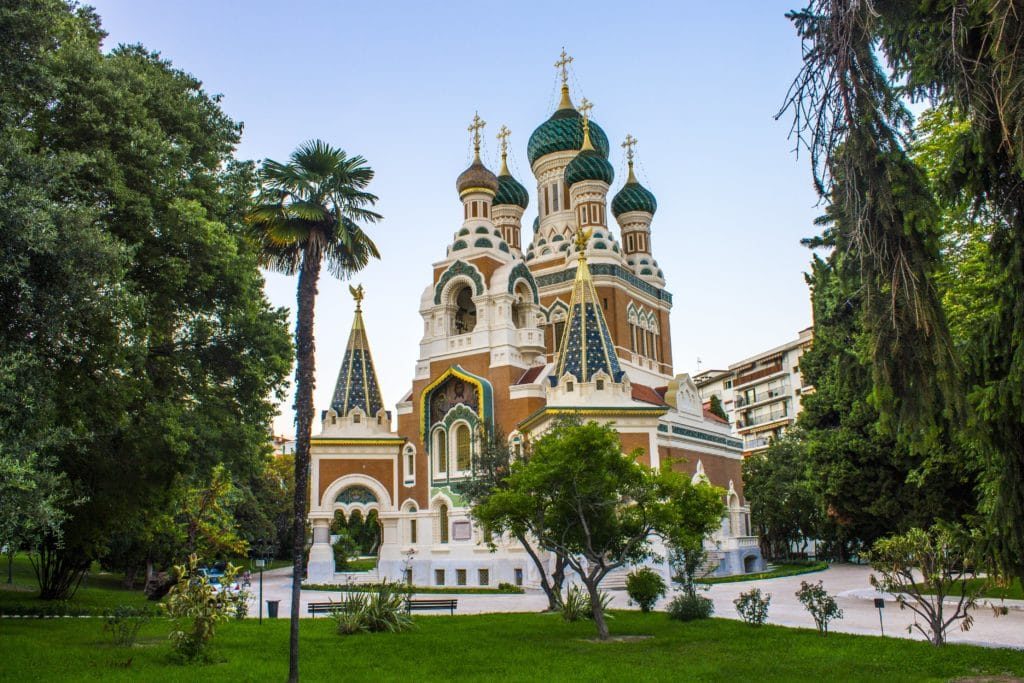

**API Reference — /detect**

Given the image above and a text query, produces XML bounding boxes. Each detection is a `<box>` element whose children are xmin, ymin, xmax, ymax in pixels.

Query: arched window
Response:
<box><xmin>455</xmin><ymin>423</ymin><xmax>471</xmax><ymax>471</ymax></box>
<box><xmin>512</xmin><ymin>282</ymin><xmax>532</xmax><ymax>329</ymax></box>
<box><xmin>404</xmin><ymin>445</ymin><xmax>415</xmax><ymax>484</ymax></box>
<box><xmin>453</xmin><ymin>285</ymin><xmax>476</xmax><ymax>334</ymax></box>
<box><xmin>434</xmin><ymin>428</ymin><xmax>448</xmax><ymax>476</ymax></box>
<box><xmin>439</xmin><ymin>504</ymin><xmax>449</xmax><ymax>544</ymax></box>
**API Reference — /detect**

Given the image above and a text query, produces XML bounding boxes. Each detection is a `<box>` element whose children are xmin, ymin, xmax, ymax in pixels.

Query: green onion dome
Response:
<box><xmin>493</xmin><ymin>157</ymin><xmax>530</xmax><ymax>209</ymax></box>
<box><xmin>527</xmin><ymin>87</ymin><xmax>610</xmax><ymax>165</ymax></box>
<box><xmin>565</xmin><ymin>148</ymin><xmax>614</xmax><ymax>188</ymax></box>
<box><xmin>456</xmin><ymin>153</ymin><xmax>499</xmax><ymax>197</ymax></box>
<box><xmin>611</xmin><ymin>165</ymin><xmax>657</xmax><ymax>217</ymax></box>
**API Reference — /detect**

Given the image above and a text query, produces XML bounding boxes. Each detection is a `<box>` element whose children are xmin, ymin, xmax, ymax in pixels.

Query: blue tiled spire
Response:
<box><xmin>330</xmin><ymin>285</ymin><xmax>384</xmax><ymax>417</ymax></box>
<box><xmin>551</xmin><ymin>229</ymin><xmax>625</xmax><ymax>384</ymax></box>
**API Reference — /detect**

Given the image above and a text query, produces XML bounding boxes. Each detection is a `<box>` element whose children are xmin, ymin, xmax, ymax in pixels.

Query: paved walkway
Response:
<box><xmin>247</xmin><ymin>564</ymin><xmax>1024</xmax><ymax>649</ymax></box>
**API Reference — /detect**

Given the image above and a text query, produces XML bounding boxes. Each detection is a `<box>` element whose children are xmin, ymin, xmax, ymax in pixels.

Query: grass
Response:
<box><xmin>0</xmin><ymin>554</ymin><xmax>153</xmax><ymax>615</ymax></box>
<box><xmin>1</xmin><ymin>612</ymin><xmax>1022</xmax><ymax>681</ymax></box>
<box><xmin>337</xmin><ymin>557</ymin><xmax>378</xmax><ymax>572</ymax></box>
<box><xmin>917</xmin><ymin>577</ymin><xmax>1024</xmax><ymax>601</ymax></box>
<box><xmin>304</xmin><ymin>582</ymin><xmax>524</xmax><ymax>595</ymax></box>
<box><xmin>698</xmin><ymin>562</ymin><xmax>829</xmax><ymax>585</ymax></box>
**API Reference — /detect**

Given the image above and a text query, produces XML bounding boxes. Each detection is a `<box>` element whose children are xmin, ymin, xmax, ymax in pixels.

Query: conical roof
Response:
<box><xmin>551</xmin><ymin>229</ymin><xmax>625</xmax><ymax>384</ymax></box>
<box><xmin>330</xmin><ymin>286</ymin><xmax>384</xmax><ymax>417</ymax></box>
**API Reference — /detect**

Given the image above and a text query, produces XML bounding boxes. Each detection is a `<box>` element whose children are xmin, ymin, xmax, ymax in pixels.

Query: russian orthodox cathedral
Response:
<box><xmin>306</xmin><ymin>53</ymin><xmax>763</xmax><ymax>586</ymax></box>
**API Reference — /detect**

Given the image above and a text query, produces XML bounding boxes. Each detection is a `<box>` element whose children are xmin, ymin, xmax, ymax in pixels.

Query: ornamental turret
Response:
<box><xmin>564</xmin><ymin>98</ymin><xmax>614</xmax><ymax>240</ymax></box>
<box><xmin>491</xmin><ymin>125</ymin><xmax>529</xmax><ymax>254</ymax></box>
<box><xmin>613</xmin><ymin>135</ymin><xmax>664</xmax><ymax>285</ymax></box>
<box><xmin>456</xmin><ymin>112</ymin><xmax>499</xmax><ymax>229</ymax></box>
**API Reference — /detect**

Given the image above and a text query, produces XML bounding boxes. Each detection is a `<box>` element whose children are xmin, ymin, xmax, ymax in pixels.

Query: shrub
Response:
<box><xmin>163</xmin><ymin>555</ymin><xmax>245</xmax><ymax>661</ymax></box>
<box><xmin>333</xmin><ymin>530</ymin><xmax>359</xmax><ymax>570</ymax></box>
<box><xmin>667</xmin><ymin>593</ymin><xmax>715</xmax><ymax>621</ymax></box>
<box><xmin>560</xmin><ymin>585</ymin><xmax>614</xmax><ymax>622</ymax></box>
<box><xmin>795</xmin><ymin>580</ymin><xmax>843</xmax><ymax>635</ymax></box>
<box><xmin>734</xmin><ymin>588</ymin><xmax>771</xmax><ymax>626</ymax></box>
<box><xmin>103</xmin><ymin>606</ymin><xmax>151</xmax><ymax>647</ymax></box>
<box><xmin>626</xmin><ymin>568</ymin><xmax>667</xmax><ymax>613</ymax></box>
<box><xmin>333</xmin><ymin>582</ymin><xmax>413</xmax><ymax>636</ymax></box>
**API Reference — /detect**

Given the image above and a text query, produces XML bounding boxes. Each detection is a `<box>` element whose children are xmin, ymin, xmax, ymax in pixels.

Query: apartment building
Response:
<box><xmin>694</xmin><ymin>327</ymin><xmax>813</xmax><ymax>455</ymax></box>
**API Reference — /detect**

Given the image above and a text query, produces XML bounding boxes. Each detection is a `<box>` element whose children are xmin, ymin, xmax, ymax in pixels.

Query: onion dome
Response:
<box><xmin>456</xmin><ymin>154</ymin><xmax>499</xmax><ymax>197</ymax></box>
<box><xmin>527</xmin><ymin>86</ymin><xmax>610</xmax><ymax>165</ymax></box>
<box><xmin>564</xmin><ymin>112</ymin><xmax>614</xmax><ymax>188</ymax></box>
<box><xmin>493</xmin><ymin>129</ymin><xmax>530</xmax><ymax>209</ymax></box>
<box><xmin>611</xmin><ymin>162</ymin><xmax>657</xmax><ymax>217</ymax></box>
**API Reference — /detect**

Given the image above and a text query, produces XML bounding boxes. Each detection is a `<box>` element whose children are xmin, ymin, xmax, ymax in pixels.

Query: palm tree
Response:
<box><xmin>247</xmin><ymin>140</ymin><xmax>381</xmax><ymax>682</ymax></box>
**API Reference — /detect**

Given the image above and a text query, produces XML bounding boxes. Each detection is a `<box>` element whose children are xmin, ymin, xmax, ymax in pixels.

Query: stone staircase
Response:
<box><xmin>329</xmin><ymin>570</ymin><xmax>380</xmax><ymax>585</ymax></box>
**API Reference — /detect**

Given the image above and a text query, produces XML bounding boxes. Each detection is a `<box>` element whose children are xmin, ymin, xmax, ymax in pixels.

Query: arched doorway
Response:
<box><xmin>331</xmin><ymin>485</ymin><xmax>383</xmax><ymax>572</ymax></box>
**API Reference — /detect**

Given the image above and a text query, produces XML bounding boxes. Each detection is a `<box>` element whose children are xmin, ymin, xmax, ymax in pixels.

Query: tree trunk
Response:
<box><xmin>515</xmin><ymin>532</ymin><xmax>562</xmax><ymax>611</ymax></box>
<box><xmin>551</xmin><ymin>555</ymin><xmax>566</xmax><ymax>609</ymax></box>
<box><xmin>288</xmin><ymin>249</ymin><xmax>322</xmax><ymax>683</ymax></box>
<box><xmin>584</xmin><ymin>576</ymin><xmax>610</xmax><ymax>641</ymax></box>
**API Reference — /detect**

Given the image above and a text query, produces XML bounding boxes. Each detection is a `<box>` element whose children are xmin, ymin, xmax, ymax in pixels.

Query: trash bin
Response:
<box><xmin>266</xmin><ymin>600</ymin><xmax>280</xmax><ymax>618</ymax></box>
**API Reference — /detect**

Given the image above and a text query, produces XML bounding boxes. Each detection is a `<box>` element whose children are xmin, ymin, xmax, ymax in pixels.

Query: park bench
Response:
<box><xmin>406</xmin><ymin>598</ymin><xmax>457</xmax><ymax>615</ymax></box>
<box><xmin>307</xmin><ymin>602</ymin><xmax>338</xmax><ymax>617</ymax></box>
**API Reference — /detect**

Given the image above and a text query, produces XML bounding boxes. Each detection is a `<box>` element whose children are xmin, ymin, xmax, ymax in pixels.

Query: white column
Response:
<box><xmin>306</xmin><ymin>517</ymin><xmax>334</xmax><ymax>583</ymax></box>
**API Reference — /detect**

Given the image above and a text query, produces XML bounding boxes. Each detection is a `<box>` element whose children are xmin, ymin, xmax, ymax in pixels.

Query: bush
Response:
<box><xmin>163</xmin><ymin>555</ymin><xmax>245</xmax><ymax>661</ymax></box>
<box><xmin>332</xmin><ymin>582</ymin><xmax>413</xmax><ymax>636</ymax></box>
<box><xmin>734</xmin><ymin>588</ymin><xmax>771</xmax><ymax>626</ymax></box>
<box><xmin>560</xmin><ymin>585</ymin><xmax>614</xmax><ymax>622</ymax></box>
<box><xmin>103</xmin><ymin>606</ymin><xmax>151</xmax><ymax>647</ymax></box>
<box><xmin>667</xmin><ymin>593</ymin><xmax>715</xmax><ymax>621</ymax></box>
<box><xmin>626</xmin><ymin>568</ymin><xmax>667</xmax><ymax>613</ymax></box>
<box><xmin>333</xmin><ymin>530</ymin><xmax>359</xmax><ymax>571</ymax></box>
<box><xmin>795</xmin><ymin>580</ymin><xmax>843</xmax><ymax>635</ymax></box>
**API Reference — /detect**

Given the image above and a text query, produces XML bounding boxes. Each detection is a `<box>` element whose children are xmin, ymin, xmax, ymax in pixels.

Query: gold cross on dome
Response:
<box><xmin>621</xmin><ymin>134</ymin><xmax>637</xmax><ymax>163</ymax></box>
<box><xmin>555</xmin><ymin>48</ymin><xmax>574</xmax><ymax>85</ymax></box>
<box><xmin>468</xmin><ymin>112</ymin><xmax>486</xmax><ymax>154</ymax></box>
<box><xmin>349</xmin><ymin>284</ymin><xmax>365</xmax><ymax>310</ymax></box>
<box><xmin>578</xmin><ymin>97</ymin><xmax>593</xmax><ymax>122</ymax></box>
<box><xmin>496</xmin><ymin>125</ymin><xmax>511</xmax><ymax>157</ymax></box>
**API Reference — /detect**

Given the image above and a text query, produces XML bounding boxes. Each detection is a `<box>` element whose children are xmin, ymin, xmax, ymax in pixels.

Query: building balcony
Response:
<box><xmin>736</xmin><ymin>408</ymin><xmax>790</xmax><ymax>431</ymax></box>
<box><xmin>734</xmin><ymin>387</ymin><xmax>790</xmax><ymax>408</ymax></box>
<box><xmin>732</xmin><ymin>362</ymin><xmax>784</xmax><ymax>389</ymax></box>
<box><xmin>514</xmin><ymin>327</ymin><xmax>545</xmax><ymax>352</ymax></box>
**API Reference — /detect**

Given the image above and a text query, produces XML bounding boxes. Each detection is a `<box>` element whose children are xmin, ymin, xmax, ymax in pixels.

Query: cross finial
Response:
<box><xmin>468</xmin><ymin>112</ymin><xmax>486</xmax><ymax>157</ymax></box>
<box><xmin>496</xmin><ymin>125</ymin><xmax>511</xmax><ymax>157</ymax></box>
<box><xmin>349</xmin><ymin>284</ymin><xmax>365</xmax><ymax>311</ymax></box>
<box><xmin>554</xmin><ymin>48</ymin><xmax>574</xmax><ymax>86</ymax></box>
<box><xmin>621</xmin><ymin>134</ymin><xmax>637</xmax><ymax>163</ymax></box>
<box><xmin>578</xmin><ymin>97</ymin><xmax>593</xmax><ymax>122</ymax></box>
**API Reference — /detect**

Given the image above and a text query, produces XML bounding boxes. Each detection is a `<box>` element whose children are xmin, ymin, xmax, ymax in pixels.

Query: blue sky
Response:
<box><xmin>90</xmin><ymin>1</ymin><xmax>821</xmax><ymax>437</ymax></box>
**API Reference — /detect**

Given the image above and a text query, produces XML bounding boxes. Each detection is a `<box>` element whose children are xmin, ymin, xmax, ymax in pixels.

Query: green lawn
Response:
<box><xmin>698</xmin><ymin>562</ymin><xmax>829</xmax><ymax>585</ymax></box>
<box><xmin>1</xmin><ymin>612</ymin><xmax>1022</xmax><ymax>681</ymax></box>
<box><xmin>339</xmin><ymin>557</ymin><xmax>378</xmax><ymax>572</ymax></box>
<box><xmin>304</xmin><ymin>582</ymin><xmax>523</xmax><ymax>595</ymax></box>
<box><xmin>0</xmin><ymin>554</ymin><xmax>152</xmax><ymax>615</ymax></box>
<box><xmin>919</xmin><ymin>577</ymin><xmax>1024</xmax><ymax>601</ymax></box>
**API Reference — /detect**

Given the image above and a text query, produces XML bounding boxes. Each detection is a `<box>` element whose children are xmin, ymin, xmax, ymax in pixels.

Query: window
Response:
<box><xmin>566</xmin><ymin>381</ymin><xmax>574</xmax><ymax>392</ymax></box>
<box><xmin>455</xmin><ymin>424</ymin><xmax>471</xmax><ymax>471</ymax></box>
<box><xmin>405</xmin><ymin>568</ymin><xmax>413</xmax><ymax>585</ymax></box>
<box><xmin>434</xmin><ymin>429</ymin><xmax>448</xmax><ymax>475</ymax></box>
<box><xmin>551</xmin><ymin>183</ymin><xmax>559</xmax><ymax>211</ymax></box>
<box><xmin>439</xmin><ymin>504</ymin><xmax>449</xmax><ymax>544</ymax></box>
<box><xmin>471</xmin><ymin>201</ymin><xmax>478</xmax><ymax>218</ymax></box>
<box><xmin>514</xmin><ymin>568</ymin><xmax>524</xmax><ymax>586</ymax></box>
<box><xmin>724</xmin><ymin>379</ymin><xmax>733</xmax><ymax>389</ymax></box>
<box><xmin>353</xmin><ymin>413</ymin><xmax>360</xmax><ymax>423</ymax></box>
<box><xmin>562</xmin><ymin>183</ymin><xmax>570</xmax><ymax>209</ymax></box>
<box><xmin>410</xmin><ymin>518</ymin><xmax>417</xmax><ymax>544</ymax></box>
<box><xmin>478</xmin><ymin>568</ymin><xmax>490</xmax><ymax>586</ymax></box>
<box><xmin>456</xmin><ymin>569</ymin><xmax>467</xmax><ymax>586</ymax></box>
<box><xmin>543</xmin><ymin>186</ymin><xmax>549</xmax><ymax>215</ymax></box>
<box><xmin>483</xmin><ymin>202</ymin><xmax>489</xmax><ymax>218</ymax></box>
<box><xmin>581</xmin><ymin>205</ymin><xmax>589</xmax><ymax>224</ymax></box>
<box><xmin>404</xmin><ymin>446</ymin><xmax>415</xmax><ymax>483</ymax></box>
<box><xmin>553</xmin><ymin>320</ymin><xmax>566</xmax><ymax>350</ymax></box>
<box><xmin>453</xmin><ymin>285</ymin><xmax>476</xmax><ymax>334</ymax></box>
<box><xmin>435</xmin><ymin>569</ymin><xmax>445</xmax><ymax>586</ymax></box>
<box><xmin>596</xmin><ymin>379</ymin><xmax>605</xmax><ymax>391</ymax></box>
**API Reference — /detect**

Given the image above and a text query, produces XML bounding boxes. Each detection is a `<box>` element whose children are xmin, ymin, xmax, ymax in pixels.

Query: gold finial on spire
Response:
<box><xmin>554</xmin><ymin>48</ymin><xmax>575</xmax><ymax>110</ymax></box>
<box><xmin>349</xmin><ymin>283</ymin><xmax>365</xmax><ymax>311</ymax></box>
<box><xmin>497</xmin><ymin>125</ymin><xmax>511</xmax><ymax>175</ymax></box>
<box><xmin>578</xmin><ymin>98</ymin><xmax>595</xmax><ymax>152</ymax></box>
<box><xmin>468</xmin><ymin>112</ymin><xmax>486</xmax><ymax>161</ymax></box>
<box><xmin>574</xmin><ymin>226</ymin><xmax>593</xmax><ymax>255</ymax></box>
<box><xmin>622</xmin><ymin>134</ymin><xmax>638</xmax><ymax>183</ymax></box>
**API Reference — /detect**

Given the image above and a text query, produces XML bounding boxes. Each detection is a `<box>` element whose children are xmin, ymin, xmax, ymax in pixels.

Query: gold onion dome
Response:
<box><xmin>456</xmin><ymin>153</ymin><xmax>499</xmax><ymax>197</ymax></box>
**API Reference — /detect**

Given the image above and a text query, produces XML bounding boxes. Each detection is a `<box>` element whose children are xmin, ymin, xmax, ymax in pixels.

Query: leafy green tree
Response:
<box><xmin>248</xmin><ymin>140</ymin><xmax>381</xmax><ymax>681</ymax></box>
<box><xmin>742</xmin><ymin>434</ymin><xmax>820</xmax><ymax>560</ymax></box>
<box><xmin>707</xmin><ymin>395</ymin><xmax>729</xmax><ymax>422</ymax></box>
<box><xmin>780</xmin><ymin>0</ymin><xmax>1024</xmax><ymax>582</ymax></box>
<box><xmin>0</xmin><ymin>1</ymin><xmax>292</xmax><ymax>598</ymax></box>
<box><xmin>477</xmin><ymin>420</ymin><xmax>724</xmax><ymax>640</ymax></box>
<box><xmin>467</xmin><ymin>428</ymin><xmax>566</xmax><ymax>610</ymax></box>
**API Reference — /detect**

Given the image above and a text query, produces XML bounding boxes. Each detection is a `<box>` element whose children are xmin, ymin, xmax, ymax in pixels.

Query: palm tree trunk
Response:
<box><xmin>289</xmin><ymin>248</ymin><xmax>322</xmax><ymax>683</ymax></box>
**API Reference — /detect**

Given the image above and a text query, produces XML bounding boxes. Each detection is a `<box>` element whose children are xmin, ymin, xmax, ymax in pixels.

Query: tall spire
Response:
<box><xmin>330</xmin><ymin>284</ymin><xmax>384</xmax><ymax>418</ymax></box>
<box><xmin>551</xmin><ymin>228</ymin><xmax>625</xmax><ymax>384</ymax></box>
<box><xmin>554</xmin><ymin>48</ymin><xmax>575</xmax><ymax>111</ymax></box>
<box><xmin>497</xmin><ymin>124</ymin><xmax>511</xmax><ymax>175</ymax></box>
